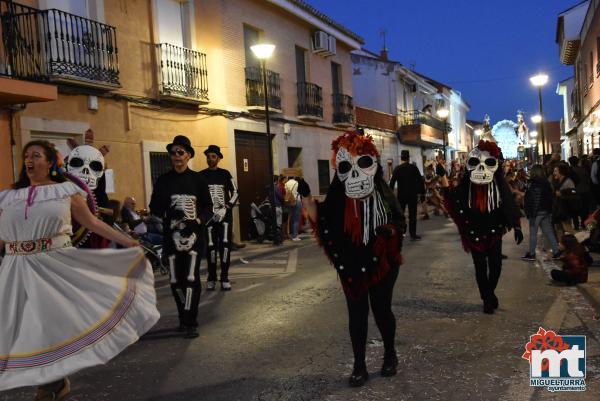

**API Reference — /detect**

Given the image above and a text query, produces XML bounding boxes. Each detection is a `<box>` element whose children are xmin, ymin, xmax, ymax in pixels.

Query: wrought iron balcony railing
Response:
<box><xmin>157</xmin><ymin>43</ymin><xmax>208</xmax><ymax>103</ymax></box>
<box><xmin>297</xmin><ymin>82</ymin><xmax>322</xmax><ymax>119</ymax></box>
<box><xmin>244</xmin><ymin>66</ymin><xmax>281</xmax><ymax>110</ymax></box>
<box><xmin>0</xmin><ymin>1</ymin><xmax>119</xmax><ymax>87</ymax></box>
<box><xmin>399</xmin><ymin>111</ymin><xmax>451</xmax><ymax>132</ymax></box>
<box><xmin>332</xmin><ymin>93</ymin><xmax>353</xmax><ymax>126</ymax></box>
<box><xmin>597</xmin><ymin>62</ymin><xmax>600</xmax><ymax>77</ymax></box>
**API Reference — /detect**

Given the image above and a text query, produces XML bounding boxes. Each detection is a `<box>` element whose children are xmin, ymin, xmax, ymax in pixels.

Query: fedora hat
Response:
<box><xmin>167</xmin><ymin>135</ymin><xmax>195</xmax><ymax>158</ymax></box>
<box><xmin>204</xmin><ymin>144</ymin><xmax>223</xmax><ymax>159</ymax></box>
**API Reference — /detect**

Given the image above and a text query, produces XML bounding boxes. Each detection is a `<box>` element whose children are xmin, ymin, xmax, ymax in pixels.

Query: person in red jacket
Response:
<box><xmin>551</xmin><ymin>234</ymin><xmax>592</xmax><ymax>285</ymax></box>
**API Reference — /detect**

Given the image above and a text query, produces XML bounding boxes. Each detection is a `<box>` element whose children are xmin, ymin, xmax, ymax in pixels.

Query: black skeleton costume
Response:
<box><xmin>149</xmin><ymin>168</ymin><xmax>212</xmax><ymax>331</ymax></box>
<box><xmin>199</xmin><ymin>167</ymin><xmax>238</xmax><ymax>286</ymax></box>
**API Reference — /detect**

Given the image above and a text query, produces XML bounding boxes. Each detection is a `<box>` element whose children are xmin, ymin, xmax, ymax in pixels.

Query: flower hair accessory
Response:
<box><xmin>477</xmin><ymin>140</ymin><xmax>501</xmax><ymax>158</ymax></box>
<box><xmin>331</xmin><ymin>131</ymin><xmax>379</xmax><ymax>168</ymax></box>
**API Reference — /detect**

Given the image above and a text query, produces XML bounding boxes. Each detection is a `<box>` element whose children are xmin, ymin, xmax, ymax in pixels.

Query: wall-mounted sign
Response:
<box><xmin>243</xmin><ymin>158</ymin><xmax>249</xmax><ymax>172</ymax></box>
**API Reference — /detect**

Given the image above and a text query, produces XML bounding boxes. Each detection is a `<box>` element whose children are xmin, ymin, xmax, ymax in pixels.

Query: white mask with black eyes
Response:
<box><xmin>67</xmin><ymin>145</ymin><xmax>105</xmax><ymax>190</ymax></box>
<box><xmin>466</xmin><ymin>148</ymin><xmax>498</xmax><ymax>185</ymax></box>
<box><xmin>336</xmin><ymin>147</ymin><xmax>378</xmax><ymax>199</ymax></box>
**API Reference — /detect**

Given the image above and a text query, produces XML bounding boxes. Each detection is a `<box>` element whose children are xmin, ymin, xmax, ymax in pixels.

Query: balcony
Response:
<box><xmin>597</xmin><ymin>62</ymin><xmax>600</xmax><ymax>77</ymax></box>
<box><xmin>396</xmin><ymin>111</ymin><xmax>452</xmax><ymax>148</ymax></box>
<box><xmin>156</xmin><ymin>43</ymin><xmax>208</xmax><ymax>104</ymax></box>
<box><xmin>332</xmin><ymin>93</ymin><xmax>354</xmax><ymax>127</ymax></box>
<box><xmin>0</xmin><ymin>1</ymin><xmax>119</xmax><ymax>89</ymax></box>
<box><xmin>244</xmin><ymin>66</ymin><xmax>281</xmax><ymax>112</ymax></box>
<box><xmin>297</xmin><ymin>82</ymin><xmax>322</xmax><ymax>121</ymax></box>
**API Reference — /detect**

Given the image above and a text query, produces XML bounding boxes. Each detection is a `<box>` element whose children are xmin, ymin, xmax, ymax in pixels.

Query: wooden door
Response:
<box><xmin>234</xmin><ymin>130</ymin><xmax>270</xmax><ymax>240</ymax></box>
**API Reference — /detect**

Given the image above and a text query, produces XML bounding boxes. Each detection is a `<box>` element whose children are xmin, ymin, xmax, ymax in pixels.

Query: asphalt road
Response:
<box><xmin>3</xmin><ymin>217</ymin><xmax>600</xmax><ymax>401</ymax></box>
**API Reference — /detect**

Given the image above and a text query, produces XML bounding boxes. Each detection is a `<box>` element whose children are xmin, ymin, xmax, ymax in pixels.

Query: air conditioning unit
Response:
<box><xmin>311</xmin><ymin>31</ymin><xmax>329</xmax><ymax>54</ymax></box>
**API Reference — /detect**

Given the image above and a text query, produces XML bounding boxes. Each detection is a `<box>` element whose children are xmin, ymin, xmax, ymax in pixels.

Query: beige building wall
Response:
<box><xmin>10</xmin><ymin>0</ymin><xmax>361</xmax><ymax>237</ymax></box>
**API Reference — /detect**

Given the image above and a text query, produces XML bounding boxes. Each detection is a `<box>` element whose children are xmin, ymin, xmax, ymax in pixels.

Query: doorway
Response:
<box><xmin>234</xmin><ymin>130</ymin><xmax>270</xmax><ymax>240</ymax></box>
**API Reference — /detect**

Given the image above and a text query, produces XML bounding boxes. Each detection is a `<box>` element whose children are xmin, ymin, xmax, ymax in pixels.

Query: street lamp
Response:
<box><xmin>531</xmin><ymin>114</ymin><xmax>542</xmax><ymax>124</ymax></box>
<box><xmin>250</xmin><ymin>43</ymin><xmax>280</xmax><ymax>244</ymax></box>
<box><xmin>530</xmin><ymin>73</ymin><xmax>549</xmax><ymax>163</ymax></box>
<box><xmin>437</xmin><ymin>107</ymin><xmax>449</xmax><ymax>160</ymax></box>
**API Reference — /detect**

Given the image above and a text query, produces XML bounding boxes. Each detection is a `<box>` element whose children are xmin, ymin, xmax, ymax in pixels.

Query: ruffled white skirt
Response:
<box><xmin>0</xmin><ymin>247</ymin><xmax>160</xmax><ymax>390</ymax></box>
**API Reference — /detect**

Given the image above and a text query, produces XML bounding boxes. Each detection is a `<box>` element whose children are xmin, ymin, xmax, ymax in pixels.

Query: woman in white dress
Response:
<box><xmin>0</xmin><ymin>140</ymin><xmax>160</xmax><ymax>401</ymax></box>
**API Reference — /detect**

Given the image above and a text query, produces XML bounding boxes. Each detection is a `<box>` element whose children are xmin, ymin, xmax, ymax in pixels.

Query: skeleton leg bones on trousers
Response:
<box><xmin>169</xmin><ymin>250</ymin><xmax>202</xmax><ymax>327</ymax></box>
<box><xmin>206</xmin><ymin>220</ymin><xmax>232</xmax><ymax>282</ymax></box>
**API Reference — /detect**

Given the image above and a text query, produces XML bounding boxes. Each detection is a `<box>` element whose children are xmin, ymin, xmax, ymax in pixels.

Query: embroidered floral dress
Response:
<box><xmin>0</xmin><ymin>182</ymin><xmax>160</xmax><ymax>390</ymax></box>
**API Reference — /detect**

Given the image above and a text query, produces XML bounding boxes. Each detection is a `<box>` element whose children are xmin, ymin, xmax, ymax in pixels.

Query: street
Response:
<box><xmin>4</xmin><ymin>216</ymin><xmax>600</xmax><ymax>401</ymax></box>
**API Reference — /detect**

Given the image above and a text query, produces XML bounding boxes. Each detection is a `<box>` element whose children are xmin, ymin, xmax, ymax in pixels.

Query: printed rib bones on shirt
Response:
<box><xmin>170</xmin><ymin>194</ymin><xmax>197</xmax><ymax>252</ymax></box>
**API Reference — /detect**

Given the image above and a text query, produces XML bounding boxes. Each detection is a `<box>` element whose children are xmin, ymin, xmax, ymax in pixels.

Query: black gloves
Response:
<box><xmin>514</xmin><ymin>227</ymin><xmax>523</xmax><ymax>245</ymax></box>
<box><xmin>436</xmin><ymin>164</ymin><xmax>447</xmax><ymax>177</ymax></box>
<box><xmin>180</xmin><ymin>219</ymin><xmax>200</xmax><ymax>238</ymax></box>
<box><xmin>297</xmin><ymin>179</ymin><xmax>311</xmax><ymax>197</ymax></box>
<box><xmin>375</xmin><ymin>224</ymin><xmax>395</xmax><ymax>239</ymax></box>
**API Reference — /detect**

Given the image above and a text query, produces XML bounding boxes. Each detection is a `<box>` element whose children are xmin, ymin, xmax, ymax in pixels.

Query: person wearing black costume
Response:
<box><xmin>199</xmin><ymin>144</ymin><xmax>239</xmax><ymax>291</ymax></box>
<box><xmin>441</xmin><ymin>140</ymin><xmax>523</xmax><ymax>314</ymax></box>
<box><xmin>298</xmin><ymin>131</ymin><xmax>405</xmax><ymax>387</ymax></box>
<box><xmin>389</xmin><ymin>150</ymin><xmax>425</xmax><ymax>240</ymax></box>
<box><xmin>149</xmin><ymin>135</ymin><xmax>212</xmax><ymax>338</ymax></box>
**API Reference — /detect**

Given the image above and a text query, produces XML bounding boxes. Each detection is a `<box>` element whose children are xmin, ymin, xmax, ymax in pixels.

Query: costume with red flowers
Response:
<box><xmin>442</xmin><ymin>140</ymin><xmax>522</xmax><ymax>313</ymax></box>
<box><xmin>309</xmin><ymin>131</ymin><xmax>405</xmax><ymax>382</ymax></box>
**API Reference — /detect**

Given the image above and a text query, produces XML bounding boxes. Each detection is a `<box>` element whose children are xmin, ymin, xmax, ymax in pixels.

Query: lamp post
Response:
<box><xmin>250</xmin><ymin>43</ymin><xmax>280</xmax><ymax>244</ymax></box>
<box><xmin>530</xmin><ymin>73</ymin><xmax>549</xmax><ymax>163</ymax></box>
<box><xmin>529</xmin><ymin>130</ymin><xmax>538</xmax><ymax>163</ymax></box>
<box><xmin>437</xmin><ymin>107</ymin><xmax>450</xmax><ymax>161</ymax></box>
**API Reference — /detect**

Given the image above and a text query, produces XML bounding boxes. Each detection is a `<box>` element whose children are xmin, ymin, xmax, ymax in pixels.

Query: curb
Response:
<box><xmin>153</xmin><ymin>238</ymin><xmax>315</xmax><ymax>288</ymax></box>
<box><xmin>577</xmin><ymin>283</ymin><xmax>600</xmax><ymax>315</ymax></box>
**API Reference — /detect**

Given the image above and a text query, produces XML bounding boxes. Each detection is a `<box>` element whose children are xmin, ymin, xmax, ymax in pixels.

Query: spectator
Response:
<box><xmin>390</xmin><ymin>150</ymin><xmax>425</xmax><ymax>240</ymax></box>
<box><xmin>122</xmin><ymin>196</ymin><xmax>163</xmax><ymax>245</ymax></box>
<box><xmin>285</xmin><ymin>176</ymin><xmax>302</xmax><ymax>241</ymax></box>
<box><xmin>521</xmin><ymin>165</ymin><xmax>560</xmax><ymax>261</ymax></box>
<box><xmin>550</xmin><ymin>234</ymin><xmax>591</xmax><ymax>285</ymax></box>
<box><xmin>591</xmin><ymin>148</ymin><xmax>600</xmax><ymax>204</ymax></box>
<box><xmin>569</xmin><ymin>156</ymin><xmax>592</xmax><ymax>230</ymax></box>
<box><xmin>546</xmin><ymin>153</ymin><xmax>561</xmax><ymax>178</ymax></box>
<box><xmin>552</xmin><ymin>164</ymin><xmax>577</xmax><ymax>236</ymax></box>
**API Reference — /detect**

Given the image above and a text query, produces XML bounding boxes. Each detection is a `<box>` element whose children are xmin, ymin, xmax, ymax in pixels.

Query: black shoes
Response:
<box><xmin>348</xmin><ymin>367</ymin><xmax>369</xmax><ymax>387</ymax></box>
<box><xmin>410</xmin><ymin>235</ymin><xmax>422</xmax><ymax>241</ymax></box>
<box><xmin>521</xmin><ymin>253</ymin><xmax>536</xmax><ymax>261</ymax></box>
<box><xmin>483</xmin><ymin>302</ymin><xmax>495</xmax><ymax>314</ymax></box>
<box><xmin>489</xmin><ymin>295</ymin><xmax>499</xmax><ymax>310</ymax></box>
<box><xmin>552</xmin><ymin>251</ymin><xmax>562</xmax><ymax>260</ymax></box>
<box><xmin>184</xmin><ymin>326</ymin><xmax>199</xmax><ymax>339</ymax></box>
<box><xmin>381</xmin><ymin>353</ymin><xmax>398</xmax><ymax>377</ymax></box>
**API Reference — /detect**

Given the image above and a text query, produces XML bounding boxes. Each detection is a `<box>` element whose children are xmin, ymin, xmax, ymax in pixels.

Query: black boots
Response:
<box><xmin>381</xmin><ymin>353</ymin><xmax>399</xmax><ymax>377</ymax></box>
<box><xmin>348</xmin><ymin>365</ymin><xmax>369</xmax><ymax>387</ymax></box>
<box><xmin>483</xmin><ymin>294</ymin><xmax>499</xmax><ymax>314</ymax></box>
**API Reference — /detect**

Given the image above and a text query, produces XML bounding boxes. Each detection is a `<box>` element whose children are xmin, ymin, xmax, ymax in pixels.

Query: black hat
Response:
<box><xmin>167</xmin><ymin>135</ymin><xmax>195</xmax><ymax>158</ymax></box>
<box><xmin>204</xmin><ymin>144</ymin><xmax>223</xmax><ymax>159</ymax></box>
<box><xmin>400</xmin><ymin>150</ymin><xmax>410</xmax><ymax>161</ymax></box>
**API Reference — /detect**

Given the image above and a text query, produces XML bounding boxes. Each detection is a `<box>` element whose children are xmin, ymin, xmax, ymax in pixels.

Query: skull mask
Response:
<box><xmin>67</xmin><ymin>145</ymin><xmax>105</xmax><ymax>190</ymax></box>
<box><xmin>336</xmin><ymin>147</ymin><xmax>378</xmax><ymax>199</ymax></box>
<box><xmin>466</xmin><ymin>148</ymin><xmax>498</xmax><ymax>185</ymax></box>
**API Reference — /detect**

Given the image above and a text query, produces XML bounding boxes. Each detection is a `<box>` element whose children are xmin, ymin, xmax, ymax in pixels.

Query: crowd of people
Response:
<box><xmin>2</xmin><ymin>132</ymin><xmax>600</xmax><ymax>398</ymax></box>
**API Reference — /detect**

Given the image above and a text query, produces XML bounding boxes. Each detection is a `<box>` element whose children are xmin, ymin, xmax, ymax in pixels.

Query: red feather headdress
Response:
<box><xmin>331</xmin><ymin>131</ymin><xmax>379</xmax><ymax>168</ymax></box>
<box><xmin>477</xmin><ymin>140</ymin><xmax>501</xmax><ymax>158</ymax></box>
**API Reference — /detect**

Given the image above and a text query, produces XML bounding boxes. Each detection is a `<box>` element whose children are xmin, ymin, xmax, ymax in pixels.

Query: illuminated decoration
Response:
<box><xmin>492</xmin><ymin>120</ymin><xmax>519</xmax><ymax>159</ymax></box>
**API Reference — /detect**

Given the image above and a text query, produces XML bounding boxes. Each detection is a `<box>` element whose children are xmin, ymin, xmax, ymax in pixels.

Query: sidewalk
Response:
<box><xmin>154</xmin><ymin>233</ymin><xmax>315</xmax><ymax>287</ymax></box>
<box><xmin>536</xmin><ymin>229</ymin><xmax>600</xmax><ymax>316</ymax></box>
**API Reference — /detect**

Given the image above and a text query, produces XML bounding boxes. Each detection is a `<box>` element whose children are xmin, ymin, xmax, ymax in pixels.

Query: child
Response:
<box><xmin>551</xmin><ymin>234</ymin><xmax>592</xmax><ymax>285</ymax></box>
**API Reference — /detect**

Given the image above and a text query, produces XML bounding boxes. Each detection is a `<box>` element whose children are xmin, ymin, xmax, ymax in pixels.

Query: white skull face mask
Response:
<box><xmin>336</xmin><ymin>147</ymin><xmax>378</xmax><ymax>199</ymax></box>
<box><xmin>67</xmin><ymin>145</ymin><xmax>105</xmax><ymax>190</ymax></box>
<box><xmin>467</xmin><ymin>148</ymin><xmax>498</xmax><ymax>185</ymax></box>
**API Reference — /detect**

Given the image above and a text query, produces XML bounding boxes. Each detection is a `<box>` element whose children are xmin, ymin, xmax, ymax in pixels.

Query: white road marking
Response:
<box><xmin>235</xmin><ymin>282</ymin><xmax>265</xmax><ymax>292</ymax></box>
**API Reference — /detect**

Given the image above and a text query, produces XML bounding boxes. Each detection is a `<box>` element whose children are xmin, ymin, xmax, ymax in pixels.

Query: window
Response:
<box><xmin>331</xmin><ymin>62</ymin><xmax>342</xmax><ymax>94</ymax></box>
<box><xmin>243</xmin><ymin>25</ymin><xmax>260</xmax><ymax>69</ymax></box>
<box><xmin>287</xmin><ymin>147</ymin><xmax>302</xmax><ymax>168</ymax></box>
<box><xmin>317</xmin><ymin>160</ymin><xmax>331</xmax><ymax>194</ymax></box>
<box><xmin>590</xmin><ymin>51</ymin><xmax>595</xmax><ymax>83</ymax></box>
<box><xmin>150</xmin><ymin>152</ymin><xmax>171</xmax><ymax>185</ymax></box>
<box><xmin>295</xmin><ymin>46</ymin><xmax>306</xmax><ymax>83</ymax></box>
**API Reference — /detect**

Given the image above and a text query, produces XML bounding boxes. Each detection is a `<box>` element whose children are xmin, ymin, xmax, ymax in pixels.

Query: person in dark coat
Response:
<box><xmin>298</xmin><ymin>131</ymin><xmax>405</xmax><ymax>387</ymax></box>
<box><xmin>521</xmin><ymin>164</ymin><xmax>560</xmax><ymax>261</ymax></box>
<box><xmin>441</xmin><ymin>140</ymin><xmax>523</xmax><ymax>314</ymax></box>
<box><xmin>569</xmin><ymin>156</ymin><xmax>592</xmax><ymax>229</ymax></box>
<box><xmin>389</xmin><ymin>150</ymin><xmax>425</xmax><ymax>240</ymax></box>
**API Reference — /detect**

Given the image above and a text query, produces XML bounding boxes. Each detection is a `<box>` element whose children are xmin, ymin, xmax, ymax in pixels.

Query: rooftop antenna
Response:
<box><xmin>378</xmin><ymin>28</ymin><xmax>389</xmax><ymax>60</ymax></box>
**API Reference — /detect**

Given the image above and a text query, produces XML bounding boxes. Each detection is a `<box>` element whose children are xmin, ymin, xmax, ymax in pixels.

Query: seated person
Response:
<box><xmin>551</xmin><ymin>234</ymin><xmax>592</xmax><ymax>286</ymax></box>
<box><xmin>121</xmin><ymin>196</ymin><xmax>163</xmax><ymax>245</ymax></box>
